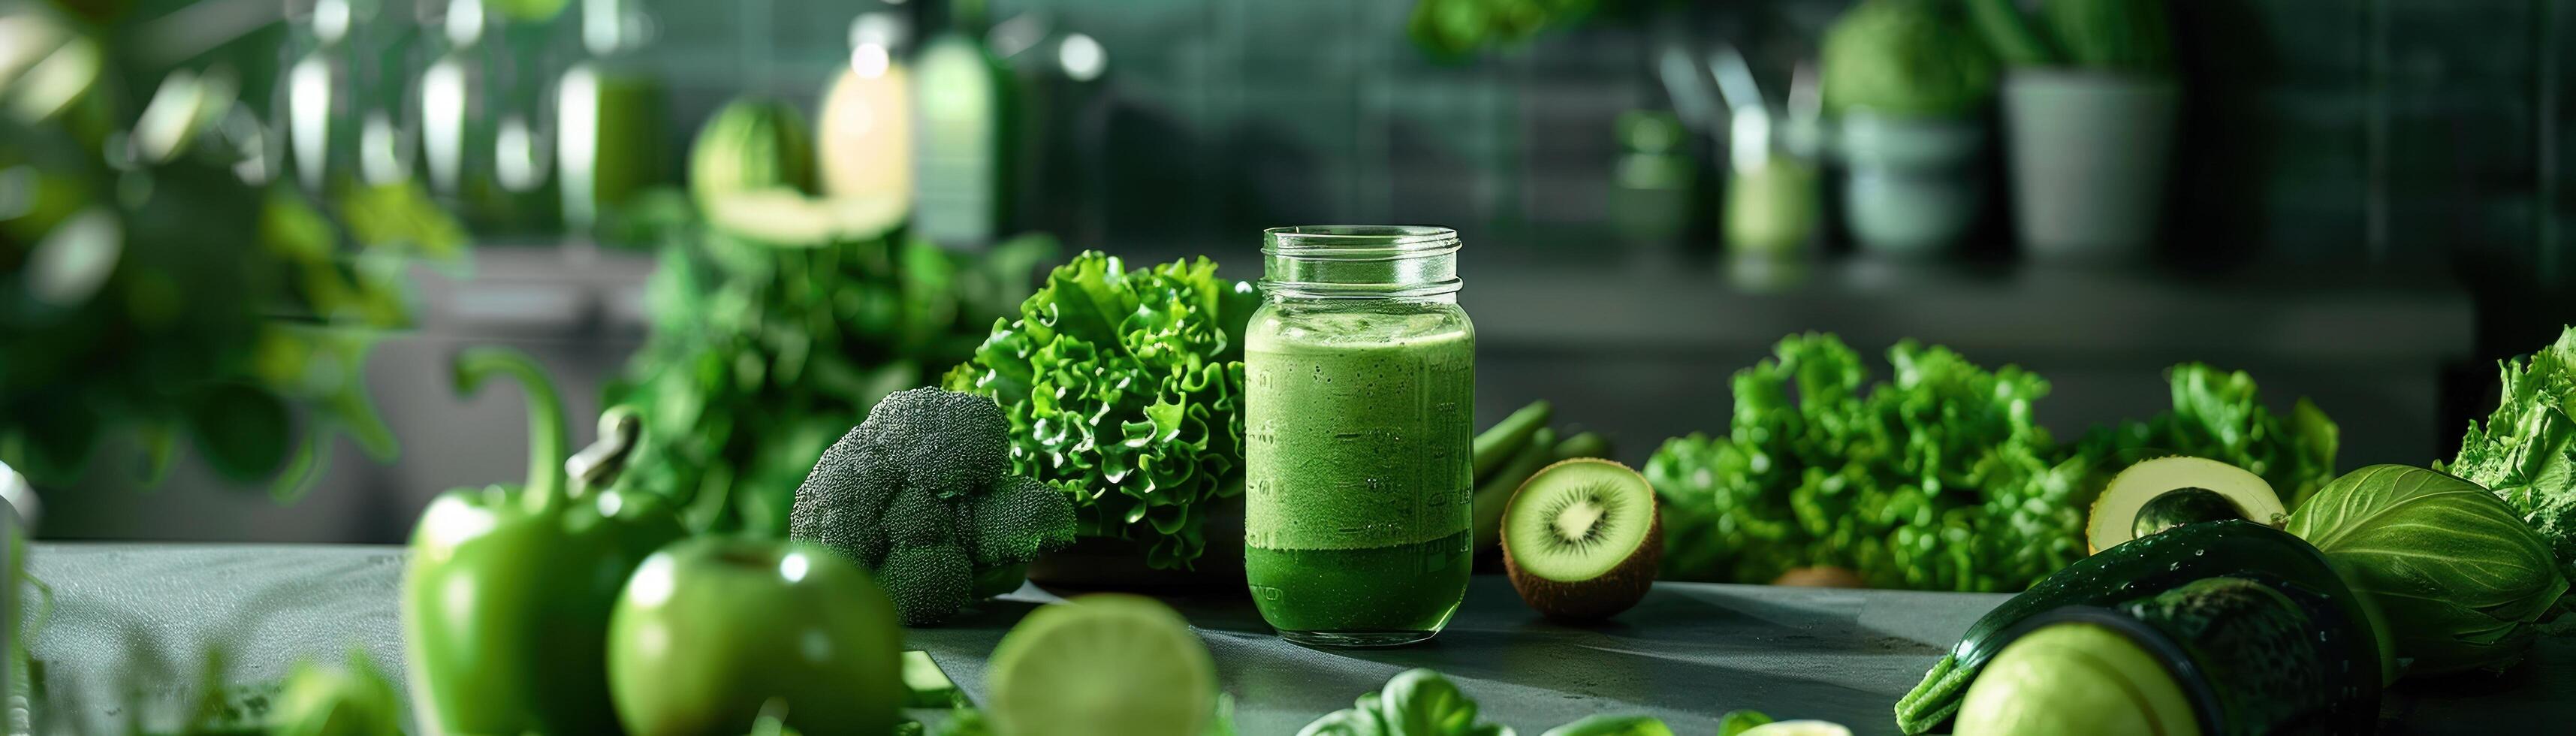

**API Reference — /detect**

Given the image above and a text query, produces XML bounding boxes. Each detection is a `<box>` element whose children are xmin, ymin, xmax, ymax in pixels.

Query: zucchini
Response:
<box><xmin>1959</xmin><ymin>577</ymin><xmax>2381</xmax><ymax>736</ymax></box>
<box><xmin>1893</xmin><ymin>520</ymin><xmax>2378</xmax><ymax>734</ymax></box>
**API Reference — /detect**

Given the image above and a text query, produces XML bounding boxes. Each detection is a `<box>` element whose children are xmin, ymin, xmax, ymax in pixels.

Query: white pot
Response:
<box><xmin>2001</xmin><ymin>71</ymin><xmax>2182</xmax><ymax>262</ymax></box>
<box><xmin>1836</xmin><ymin>113</ymin><xmax>1989</xmax><ymax>258</ymax></box>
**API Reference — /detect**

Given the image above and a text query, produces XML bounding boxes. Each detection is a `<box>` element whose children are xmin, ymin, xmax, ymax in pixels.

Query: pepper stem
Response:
<box><xmin>451</xmin><ymin>347</ymin><xmax>570</xmax><ymax>511</ymax></box>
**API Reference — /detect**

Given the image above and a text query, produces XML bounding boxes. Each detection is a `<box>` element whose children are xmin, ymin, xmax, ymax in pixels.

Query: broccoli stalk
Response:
<box><xmin>789</xmin><ymin>388</ymin><xmax>1078</xmax><ymax>626</ymax></box>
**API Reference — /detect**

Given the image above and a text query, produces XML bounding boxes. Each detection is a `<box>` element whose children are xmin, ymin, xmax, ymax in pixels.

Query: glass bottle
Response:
<box><xmin>1244</xmin><ymin>226</ymin><xmax>1475</xmax><ymax>648</ymax></box>
<box><xmin>556</xmin><ymin>0</ymin><xmax>665</xmax><ymax>240</ymax></box>
<box><xmin>911</xmin><ymin>0</ymin><xmax>1012</xmax><ymax>249</ymax></box>
<box><xmin>282</xmin><ymin>0</ymin><xmax>360</xmax><ymax>194</ymax></box>
<box><xmin>817</xmin><ymin>10</ymin><xmax>912</xmax><ymax>213</ymax></box>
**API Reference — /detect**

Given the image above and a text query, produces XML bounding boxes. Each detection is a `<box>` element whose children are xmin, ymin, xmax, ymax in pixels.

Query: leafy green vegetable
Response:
<box><xmin>606</xmin><ymin>192</ymin><xmax>1050</xmax><ymax>534</ymax></box>
<box><xmin>1967</xmin><ymin>0</ymin><xmax>2173</xmax><ymax>74</ymax></box>
<box><xmin>1648</xmin><ymin>334</ymin><xmax>2339</xmax><ymax>593</ymax></box>
<box><xmin>788</xmin><ymin>388</ymin><xmax>1077</xmax><ymax>626</ymax></box>
<box><xmin>1645</xmin><ymin>334</ymin><xmax>2088</xmax><ymax>591</ymax></box>
<box><xmin>1822</xmin><ymin>0</ymin><xmax>1998</xmax><ymax>118</ymax></box>
<box><xmin>1537</xmin><ymin>714</ymin><xmax>1671</xmax><ymax>736</ymax></box>
<box><xmin>2074</xmin><ymin>363</ymin><xmax>2340</xmax><ymax>509</ymax></box>
<box><xmin>1716</xmin><ymin>710</ymin><xmax>1774</xmax><ymax>736</ymax></box>
<box><xmin>1407</xmin><ymin>0</ymin><xmax>1608</xmax><ymax>59</ymax></box>
<box><xmin>2288</xmin><ymin>464</ymin><xmax>2569</xmax><ymax>674</ymax></box>
<box><xmin>2442</xmin><ymin>326</ymin><xmax>2576</xmax><ymax>600</ymax></box>
<box><xmin>270</xmin><ymin>650</ymin><xmax>402</xmax><ymax>736</ymax></box>
<box><xmin>1296</xmin><ymin>668</ymin><xmax>1515</xmax><ymax>736</ymax></box>
<box><xmin>943</xmin><ymin>252</ymin><xmax>1261</xmax><ymax>569</ymax></box>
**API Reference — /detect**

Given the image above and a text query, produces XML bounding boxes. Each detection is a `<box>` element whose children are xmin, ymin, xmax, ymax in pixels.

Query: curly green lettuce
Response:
<box><xmin>943</xmin><ymin>252</ymin><xmax>1261</xmax><ymax>569</ymax></box>
<box><xmin>1648</xmin><ymin>334</ymin><xmax>2341</xmax><ymax>593</ymax></box>
<box><xmin>2074</xmin><ymin>363</ymin><xmax>2340</xmax><ymax>509</ymax></box>
<box><xmin>1645</xmin><ymin>334</ymin><xmax>2089</xmax><ymax>592</ymax></box>
<box><xmin>2442</xmin><ymin>326</ymin><xmax>2576</xmax><ymax>606</ymax></box>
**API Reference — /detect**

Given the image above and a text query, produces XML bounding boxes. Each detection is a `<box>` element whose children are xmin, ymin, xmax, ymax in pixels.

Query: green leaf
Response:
<box><xmin>1537</xmin><ymin>714</ymin><xmax>1673</xmax><ymax>736</ymax></box>
<box><xmin>181</xmin><ymin>382</ymin><xmax>292</xmax><ymax>482</ymax></box>
<box><xmin>2288</xmin><ymin>464</ymin><xmax>2570</xmax><ymax>673</ymax></box>
<box><xmin>1716</xmin><ymin>710</ymin><xmax>1775</xmax><ymax>736</ymax></box>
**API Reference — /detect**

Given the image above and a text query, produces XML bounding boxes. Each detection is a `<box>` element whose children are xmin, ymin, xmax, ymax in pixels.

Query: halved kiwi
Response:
<box><xmin>1501</xmin><ymin>458</ymin><xmax>1661</xmax><ymax>621</ymax></box>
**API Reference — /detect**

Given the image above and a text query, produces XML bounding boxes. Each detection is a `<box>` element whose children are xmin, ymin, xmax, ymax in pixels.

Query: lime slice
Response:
<box><xmin>986</xmin><ymin>594</ymin><xmax>1215</xmax><ymax>736</ymax></box>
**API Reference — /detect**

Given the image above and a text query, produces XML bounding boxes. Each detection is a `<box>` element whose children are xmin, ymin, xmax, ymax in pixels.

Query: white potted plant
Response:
<box><xmin>1971</xmin><ymin>0</ymin><xmax>2179</xmax><ymax>261</ymax></box>
<box><xmin>1820</xmin><ymin>0</ymin><xmax>1999</xmax><ymax>258</ymax></box>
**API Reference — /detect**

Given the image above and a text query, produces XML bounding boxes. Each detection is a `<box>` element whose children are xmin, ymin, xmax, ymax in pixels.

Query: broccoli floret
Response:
<box><xmin>884</xmin><ymin>487</ymin><xmax>957</xmax><ymax>550</ymax></box>
<box><xmin>964</xmin><ymin>477</ymin><xmax>1078</xmax><ymax>569</ymax></box>
<box><xmin>864</xmin><ymin>387</ymin><xmax>1011</xmax><ymax>499</ymax></box>
<box><xmin>878</xmin><ymin>544</ymin><xmax>974</xmax><ymax>627</ymax></box>
<box><xmin>788</xmin><ymin>388</ymin><xmax>1078</xmax><ymax>626</ymax></box>
<box><xmin>789</xmin><ymin>425</ymin><xmax>904</xmax><ymax>566</ymax></box>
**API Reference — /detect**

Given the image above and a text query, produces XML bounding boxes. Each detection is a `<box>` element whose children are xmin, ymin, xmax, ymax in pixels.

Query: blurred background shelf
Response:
<box><xmin>41</xmin><ymin>243</ymin><xmax>2476</xmax><ymax>543</ymax></box>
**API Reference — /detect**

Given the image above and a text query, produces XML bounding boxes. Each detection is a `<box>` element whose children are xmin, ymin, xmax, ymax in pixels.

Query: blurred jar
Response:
<box><xmin>354</xmin><ymin>0</ymin><xmax>424</xmax><ymax>186</ymax></box>
<box><xmin>281</xmin><ymin>0</ymin><xmax>361</xmax><ymax>194</ymax></box>
<box><xmin>817</xmin><ymin>11</ymin><xmax>912</xmax><ymax>215</ymax></box>
<box><xmin>1724</xmin><ymin>104</ymin><xmax>1821</xmax><ymax>260</ymax></box>
<box><xmin>1607</xmin><ymin>110</ymin><xmax>1696</xmax><ymax>249</ymax></box>
<box><xmin>556</xmin><ymin>0</ymin><xmax>666</xmax><ymax>240</ymax></box>
<box><xmin>418</xmin><ymin>0</ymin><xmax>556</xmax><ymax>235</ymax></box>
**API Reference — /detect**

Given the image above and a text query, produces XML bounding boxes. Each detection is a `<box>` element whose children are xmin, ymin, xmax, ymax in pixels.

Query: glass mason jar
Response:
<box><xmin>1244</xmin><ymin>226</ymin><xmax>1475</xmax><ymax>647</ymax></box>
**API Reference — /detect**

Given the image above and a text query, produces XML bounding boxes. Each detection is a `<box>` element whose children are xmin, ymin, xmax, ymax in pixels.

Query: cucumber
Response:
<box><xmin>1474</xmin><ymin>401</ymin><xmax>1552</xmax><ymax>481</ymax></box>
<box><xmin>1893</xmin><ymin>520</ymin><xmax>2378</xmax><ymax>734</ymax></box>
<box><xmin>1551</xmin><ymin>431</ymin><xmax>1610</xmax><ymax>462</ymax></box>
<box><xmin>1471</xmin><ymin>427</ymin><xmax>1558</xmax><ymax>556</ymax></box>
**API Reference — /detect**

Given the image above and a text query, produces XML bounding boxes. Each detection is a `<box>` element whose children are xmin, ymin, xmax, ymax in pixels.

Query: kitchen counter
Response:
<box><xmin>28</xmin><ymin>543</ymin><xmax>2573</xmax><ymax>734</ymax></box>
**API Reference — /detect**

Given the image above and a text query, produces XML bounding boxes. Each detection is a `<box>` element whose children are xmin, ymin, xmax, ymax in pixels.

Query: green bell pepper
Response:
<box><xmin>402</xmin><ymin>347</ymin><xmax>686</xmax><ymax>734</ymax></box>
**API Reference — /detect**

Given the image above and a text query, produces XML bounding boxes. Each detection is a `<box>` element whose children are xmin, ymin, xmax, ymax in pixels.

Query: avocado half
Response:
<box><xmin>2086</xmin><ymin>457</ymin><xmax>2285</xmax><ymax>554</ymax></box>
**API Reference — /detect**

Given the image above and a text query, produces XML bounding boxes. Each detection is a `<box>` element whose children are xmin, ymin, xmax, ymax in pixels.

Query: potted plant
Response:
<box><xmin>1820</xmin><ymin>0</ymin><xmax>1999</xmax><ymax>258</ymax></box>
<box><xmin>1969</xmin><ymin>0</ymin><xmax>2179</xmax><ymax>261</ymax></box>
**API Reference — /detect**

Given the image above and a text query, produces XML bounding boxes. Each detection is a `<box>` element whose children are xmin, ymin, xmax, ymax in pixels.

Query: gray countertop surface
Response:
<box><xmin>27</xmin><ymin>543</ymin><xmax>2574</xmax><ymax>734</ymax></box>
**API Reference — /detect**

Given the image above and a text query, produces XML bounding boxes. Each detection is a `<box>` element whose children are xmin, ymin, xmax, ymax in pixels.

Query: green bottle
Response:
<box><xmin>910</xmin><ymin>0</ymin><xmax>1014</xmax><ymax>249</ymax></box>
<box><xmin>556</xmin><ymin>0</ymin><xmax>668</xmax><ymax>241</ymax></box>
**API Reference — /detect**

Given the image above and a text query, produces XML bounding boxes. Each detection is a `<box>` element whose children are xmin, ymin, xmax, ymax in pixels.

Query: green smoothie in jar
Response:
<box><xmin>1244</xmin><ymin>226</ymin><xmax>1474</xmax><ymax>648</ymax></box>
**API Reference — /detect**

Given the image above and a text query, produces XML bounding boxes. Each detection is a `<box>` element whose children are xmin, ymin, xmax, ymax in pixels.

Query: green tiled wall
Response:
<box><xmin>187</xmin><ymin>0</ymin><xmax>2576</xmax><ymax>281</ymax></box>
<box><xmin>629</xmin><ymin>0</ymin><xmax>2568</xmax><ymax>273</ymax></box>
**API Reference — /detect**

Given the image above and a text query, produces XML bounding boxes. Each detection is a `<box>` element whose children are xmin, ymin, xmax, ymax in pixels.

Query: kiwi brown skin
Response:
<box><xmin>1772</xmin><ymin>566</ymin><xmax>1866</xmax><ymax>588</ymax></box>
<box><xmin>1501</xmin><ymin>460</ymin><xmax>1664</xmax><ymax>622</ymax></box>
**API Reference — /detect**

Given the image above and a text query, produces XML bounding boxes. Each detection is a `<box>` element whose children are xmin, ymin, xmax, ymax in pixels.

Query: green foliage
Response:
<box><xmin>1296</xmin><ymin>668</ymin><xmax>1515</xmax><ymax>736</ymax></box>
<box><xmin>1646</xmin><ymin>334</ymin><xmax>2340</xmax><ymax>593</ymax></box>
<box><xmin>270</xmin><ymin>650</ymin><xmax>403</xmax><ymax>736</ymax></box>
<box><xmin>2288</xmin><ymin>465</ymin><xmax>2569</xmax><ymax>674</ymax></box>
<box><xmin>789</xmin><ymin>388</ymin><xmax>1078</xmax><ymax>626</ymax></box>
<box><xmin>1407</xmin><ymin>0</ymin><xmax>1605</xmax><ymax>59</ymax></box>
<box><xmin>1715</xmin><ymin>710</ymin><xmax>1774</xmax><ymax>736</ymax></box>
<box><xmin>1537</xmin><ymin>714</ymin><xmax>1672</xmax><ymax>736</ymax></box>
<box><xmin>1968</xmin><ymin>0</ymin><xmax>2174</xmax><ymax>74</ymax></box>
<box><xmin>1645</xmin><ymin>334</ymin><xmax>2086</xmax><ymax>592</ymax></box>
<box><xmin>0</xmin><ymin>12</ymin><xmax>452</xmax><ymax>498</ymax></box>
<box><xmin>943</xmin><ymin>252</ymin><xmax>1261</xmax><ymax>569</ymax></box>
<box><xmin>2442</xmin><ymin>326</ymin><xmax>2576</xmax><ymax>597</ymax></box>
<box><xmin>1822</xmin><ymin>0</ymin><xmax>1998</xmax><ymax>118</ymax></box>
<box><xmin>604</xmin><ymin>185</ymin><xmax>1051</xmax><ymax>534</ymax></box>
<box><xmin>2074</xmin><ymin>363</ymin><xmax>2341</xmax><ymax>508</ymax></box>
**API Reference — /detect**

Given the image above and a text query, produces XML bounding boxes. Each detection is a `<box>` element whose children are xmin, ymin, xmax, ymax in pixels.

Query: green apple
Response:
<box><xmin>608</xmin><ymin>536</ymin><xmax>904</xmax><ymax>736</ymax></box>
